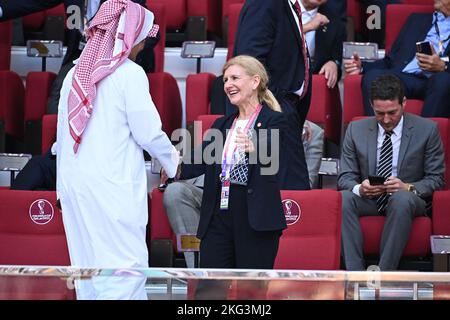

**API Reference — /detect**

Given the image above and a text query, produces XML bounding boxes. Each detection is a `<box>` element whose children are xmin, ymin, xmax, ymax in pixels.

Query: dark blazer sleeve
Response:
<box><xmin>179</xmin><ymin>116</ymin><xmax>226</xmax><ymax>180</ymax></box>
<box><xmin>337</xmin><ymin>121</ymin><xmax>362</xmax><ymax>191</ymax></box>
<box><xmin>0</xmin><ymin>0</ymin><xmax>64</xmax><ymax>21</ymax></box>
<box><xmin>232</xmin><ymin>0</ymin><xmax>276</xmax><ymax>67</ymax></box>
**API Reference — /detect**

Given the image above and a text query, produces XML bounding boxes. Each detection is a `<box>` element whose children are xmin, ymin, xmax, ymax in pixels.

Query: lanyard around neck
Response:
<box><xmin>433</xmin><ymin>13</ymin><xmax>450</xmax><ymax>56</ymax></box>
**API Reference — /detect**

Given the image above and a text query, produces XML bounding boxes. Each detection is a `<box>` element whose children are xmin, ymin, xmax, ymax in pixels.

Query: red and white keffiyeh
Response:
<box><xmin>67</xmin><ymin>0</ymin><xmax>159</xmax><ymax>153</ymax></box>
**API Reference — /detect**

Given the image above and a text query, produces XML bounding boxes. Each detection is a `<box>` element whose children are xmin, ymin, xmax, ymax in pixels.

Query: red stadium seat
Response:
<box><xmin>343</xmin><ymin>74</ymin><xmax>424</xmax><ymax>127</ymax></box>
<box><xmin>0</xmin><ymin>71</ymin><xmax>25</xmax><ymax>152</ymax></box>
<box><xmin>307</xmin><ymin>75</ymin><xmax>342</xmax><ymax>146</ymax></box>
<box><xmin>222</xmin><ymin>0</ymin><xmax>244</xmax><ymax>42</ymax></box>
<box><xmin>147</xmin><ymin>72</ymin><xmax>182</xmax><ymax>138</ymax></box>
<box><xmin>0</xmin><ymin>21</ymin><xmax>11</xmax><ymax>71</ymax></box>
<box><xmin>24</xmin><ymin>72</ymin><xmax>57</xmax><ymax>155</ymax></box>
<box><xmin>227</xmin><ymin>3</ymin><xmax>243</xmax><ymax>60</ymax></box>
<box><xmin>274</xmin><ymin>190</ymin><xmax>342</xmax><ymax>270</ymax></box>
<box><xmin>268</xmin><ymin>190</ymin><xmax>343</xmax><ymax>300</ymax></box>
<box><xmin>348</xmin><ymin>117</ymin><xmax>449</xmax><ymax>261</ymax></box>
<box><xmin>0</xmin><ymin>190</ymin><xmax>74</xmax><ymax>299</ymax></box>
<box><xmin>187</xmin><ymin>0</ymin><xmax>222</xmax><ymax>36</ymax></box>
<box><xmin>42</xmin><ymin>114</ymin><xmax>57</xmax><ymax>155</ymax></box>
<box><xmin>194</xmin><ymin>114</ymin><xmax>222</xmax><ymax>147</ymax></box>
<box><xmin>153</xmin><ymin>0</ymin><xmax>186</xmax><ymax>32</ymax></box>
<box><xmin>147</xmin><ymin>2</ymin><xmax>166</xmax><ymax>73</ymax></box>
<box><xmin>186</xmin><ymin>73</ymin><xmax>216</xmax><ymax>124</ymax></box>
<box><xmin>385</xmin><ymin>4</ymin><xmax>434</xmax><ymax>54</ymax></box>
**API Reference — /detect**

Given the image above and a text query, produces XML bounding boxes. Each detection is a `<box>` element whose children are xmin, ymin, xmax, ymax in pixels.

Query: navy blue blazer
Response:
<box><xmin>362</xmin><ymin>12</ymin><xmax>450</xmax><ymax>73</ymax></box>
<box><xmin>180</xmin><ymin>104</ymin><xmax>288</xmax><ymax>239</ymax></box>
<box><xmin>232</xmin><ymin>0</ymin><xmax>311</xmax><ymax>100</ymax></box>
<box><xmin>312</xmin><ymin>5</ymin><xmax>346</xmax><ymax>80</ymax></box>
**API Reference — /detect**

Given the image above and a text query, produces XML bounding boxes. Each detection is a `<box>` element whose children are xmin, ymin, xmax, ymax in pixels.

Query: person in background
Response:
<box><xmin>338</xmin><ymin>74</ymin><xmax>444</xmax><ymax>271</ymax></box>
<box><xmin>56</xmin><ymin>0</ymin><xmax>179</xmax><ymax>299</ymax></box>
<box><xmin>344</xmin><ymin>0</ymin><xmax>450</xmax><ymax>118</ymax></box>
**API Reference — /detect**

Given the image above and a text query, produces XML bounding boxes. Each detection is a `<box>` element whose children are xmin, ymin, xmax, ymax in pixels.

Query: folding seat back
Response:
<box><xmin>153</xmin><ymin>0</ymin><xmax>186</xmax><ymax>31</ymax></box>
<box><xmin>266</xmin><ymin>190</ymin><xmax>343</xmax><ymax>300</ymax></box>
<box><xmin>0</xmin><ymin>190</ymin><xmax>74</xmax><ymax>299</ymax></box>
<box><xmin>186</xmin><ymin>73</ymin><xmax>216</xmax><ymax>124</ymax></box>
<box><xmin>347</xmin><ymin>0</ymin><xmax>363</xmax><ymax>35</ymax></box>
<box><xmin>0</xmin><ymin>71</ymin><xmax>25</xmax><ymax>152</ymax></box>
<box><xmin>42</xmin><ymin>114</ymin><xmax>57</xmax><ymax>155</ymax></box>
<box><xmin>187</xmin><ymin>0</ymin><xmax>222</xmax><ymax>36</ymax></box>
<box><xmin>227</xmin><ymin>3</ymin><xmax>244</xmax><ymax>61</ymax></box>
<box><xmin>194</xmin><ymin>114</ymin><xmax>222</xmax><ymax>147</ymax></box>
<box><xmin>307</xmin><ymin>75</ymin><xmax>342</xmax><ymax>145</ymax></box>
<box><xmin>147</xmin><ymin>2</ymin><xmax>166</xmax><ymax>73</ymax></box>
<box><xmin>385</xmin><ymin>4</ymin><xmax>435</xmax><ymax>54</ymax></box>
<box><xmin>222</xmin><ymin>0</ymin><xmax>245</xmax><ymax>43</ymax></box>
<box><xmin>0</xmin><ymin>21</ymin><xmax>11</xmax><ymax>70</ymax></box>
<box><xmin>24</xmin><ymin>72</ymin><xmax>57</xmax><ymax>155</ymax></box>
<box><xmin>274</xmin><ymin>190</ymin><xmax>342</xmax><ymax>270</ymax></box>
<box><xmin>147</xmin><ymin>72</ymin><xmax>182</xmax><ymax>138</ymax></box>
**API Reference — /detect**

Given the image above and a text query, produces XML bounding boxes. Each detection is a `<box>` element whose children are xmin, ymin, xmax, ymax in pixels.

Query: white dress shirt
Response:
<box><xmin>299</xmin><ymin>1</ymin><xmax>318</xmax><ymax>58</ymax></box>
<box><xmin>352</xmin><ymin>116</ymin><xmax>404</xmax><ymax>197</ymax></box>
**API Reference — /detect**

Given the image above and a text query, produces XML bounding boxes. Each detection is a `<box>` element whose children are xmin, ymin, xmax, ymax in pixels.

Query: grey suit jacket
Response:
<box><xmin>338</xmin><ymin>113</ymin><xmax>445</xmax><ymax>200</ymax></box>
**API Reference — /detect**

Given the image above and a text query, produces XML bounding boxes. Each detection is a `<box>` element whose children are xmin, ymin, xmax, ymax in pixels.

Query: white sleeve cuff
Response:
<box><xmin>352</xmin><ymin>184</ymin><xmax>362</xmax><ymax>197</ymax></box>
<box><xmin>0</xmin><ymin>6</ymin><xmax>3</xmax><ymax>18</ymax></box>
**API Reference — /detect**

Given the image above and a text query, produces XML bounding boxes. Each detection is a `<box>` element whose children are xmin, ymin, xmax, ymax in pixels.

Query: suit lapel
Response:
<box><xmin>397</xmin><ymin>114</ymin><xmax>413</xmax><ymax>174</ymax></box>
<box><xmin>285</xmin><ymin>0</ymin><xmax>302</xmax><ymax>49</ymax></box>
<box><xmin>368</xmin><ymin>119</ymin><xmax>378</xmax><ymax>175</ymax></box>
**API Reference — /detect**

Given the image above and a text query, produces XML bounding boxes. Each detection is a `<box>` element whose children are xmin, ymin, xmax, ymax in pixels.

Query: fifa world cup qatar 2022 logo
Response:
<box><xmin>29</xmin><ymin>199</ymin><xmax>54</xmax><ymax>225</ymax></box>
<box><xmin>282</xmin><ymin>199</ymin><xmax>301</xmax><ymax>225</ymax></box>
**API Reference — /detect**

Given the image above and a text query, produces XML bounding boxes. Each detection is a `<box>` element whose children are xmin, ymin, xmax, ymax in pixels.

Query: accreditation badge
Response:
<box><xmin>220</xmin><ymin>180</ymin><xmax>231</xmax><ymax>210</ymax></box>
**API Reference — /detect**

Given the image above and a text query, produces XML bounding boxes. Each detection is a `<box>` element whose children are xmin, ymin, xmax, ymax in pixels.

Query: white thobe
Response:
<box><xmin>56</xmin><ymin>59</ymin><xmax>178</xmax><ymax>300</ymax></box>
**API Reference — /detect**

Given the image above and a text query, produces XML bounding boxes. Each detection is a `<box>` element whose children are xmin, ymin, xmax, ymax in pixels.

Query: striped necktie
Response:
<box><xmin>376</xmin><ymin>131</ymin><xmax>393</xmax><ymax>213</ymax></box>
<box><xmin>292</xmin><ymin>1</ymin><xmax>310</xmax><ymax>99</ymax></box>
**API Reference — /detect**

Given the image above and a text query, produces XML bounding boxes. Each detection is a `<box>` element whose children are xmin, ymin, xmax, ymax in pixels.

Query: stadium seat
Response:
<box><xmin>22</xmin><ymin>4</ymin><xmax>65</xmax><ymax>42</ymax></box>
<box><xmin>24</xmin><ymin>72</ymin><xmax>57</xmax><ymax>155</ymax></box>
<box><xmin>226</xmin><ymin>3</ymin><xmax>244</xmax><ymax>60</ymax></box>
<box><xmin>0</xmin><ymin>21</ymin><xmax>11</xmax><ymax>70</ymax></box>
<box><xmin>343</xmin><ymin>74</ymin><xmax>424</xmax><ymax>127</ymax></box>
<box><xmin>0</xmin><ymin>190</ymin><xmax>74</xmax><ymax>299</ymax></box>
<box><xmin>147</xmin><ymin>72</ymin><xmax>182</xmax><ymax>139</ymax></box>
<box><xmin>307</xmin><ymin>75</ymin><xmax>342</xmax><ymax>147</ymax></box>
<box><xmin>385</xmin><ymin>4</ymin><xmax>434</xmax><ymax>54</ymax></box>
<box><xmin>147</xmin><ymin>2</ymin><xmax>166</xmax><ymax>73</ymax></box>
<box><xmin>348</xmin><ymin>117</ymin><xmax>450</xmax><ymax>261</ymax></box>
<box><xmin>187</xmin><ymin>0</ymin><xmax>222</xmax><ymax>37</ymax></box>
<box><xmin>222</xmin><ymin>0</ymin><xmax>244</xmax><ymax>43</ymax></box>
<box><xmin>185</xmin><ymin>73</ymin><xmax>216</xmax><ymax>128</ymax></box>
<box><xmin>42</xmin><ymin>114</ymin><xmax>57</xmax><ymax>155</ymax></box>
<box><xmin>0</xmin><ymin>71</ymin><xmax>25</xmax><ymax>152</ymax></box>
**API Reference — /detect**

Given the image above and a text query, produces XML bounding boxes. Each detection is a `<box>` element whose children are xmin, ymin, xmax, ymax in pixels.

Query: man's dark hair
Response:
<box><xmin>369</xmin><ymin>74</ymin><xmax>405</xmax><ymax>105</ymax></box>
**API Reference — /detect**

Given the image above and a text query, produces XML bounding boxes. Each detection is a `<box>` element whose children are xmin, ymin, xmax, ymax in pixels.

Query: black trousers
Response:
<box><xmin>195</xmin><ymin>184</ymin><xmax>281</xmax><ymax>299</ymax></box>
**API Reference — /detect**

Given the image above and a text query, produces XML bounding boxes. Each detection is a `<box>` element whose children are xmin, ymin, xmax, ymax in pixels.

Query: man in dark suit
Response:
<box><xmin>301</xmin><ymin>0</ymin><xmax>346</xmax><ymax>89</ymax></box>
<box><xmin>338</xmin><ymin>74</ymin><xmax>445</xmax><ymax>271</ymax></box>
<box><xmin>0</xmin><ymin>0</ymin><xmax>158</xmax><ymax>113</ymax></box>
<box><xmin>231</xmin><ymin>0</ymin><xmax>313</xmax><ymax>190</ymax></box>
<box><xmin>344</xmin><ymin>0</ymin><xmax>450</xmax><ymax>118</ymax></box>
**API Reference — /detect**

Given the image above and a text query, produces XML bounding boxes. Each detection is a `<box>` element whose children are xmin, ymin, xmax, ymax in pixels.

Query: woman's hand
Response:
<box><xmin>235</xmin><ymin>128</ymin><xmax>255</xmax><ymax>153</ymax></box>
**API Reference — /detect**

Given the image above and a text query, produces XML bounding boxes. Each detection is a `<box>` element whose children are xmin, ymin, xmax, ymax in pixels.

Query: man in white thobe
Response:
<box><xmin>56</xmin><ymin>0</ymin><xmax>179</xmax><ymax>300</ymax></box>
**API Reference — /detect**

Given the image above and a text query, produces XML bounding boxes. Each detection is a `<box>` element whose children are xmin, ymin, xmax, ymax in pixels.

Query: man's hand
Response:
<box><xmin>384</xmin><ymin>176</ymin><xmax>408</xmax><ymax>194</ymax></box>
<box><xmin>344</xmin><ymin>53</ymin><xmax>362</xmax><ymax>75</ymax></box>
<box><xmin>416</xmin><ymin>45</ymin><xmax>446</xmax><ymax>72</ymax></box>
<box><xmin>359</xmin><ymin>179</ymin><xmax>386</xmax><ymax>198</ymax></box>
<box><xmin>160</xmin><ymin>166</ymin><xmax>181</xmax><ymax>184</ymax></box>
<box><xmin>303</xmin><ymin>13</ymin><xmax>330</xmax><ymax>33</ymax></box>
<box><xmin>302</xmin><ymin>121</ymin><xmax>313</xmax><ymax>144</ymax></box>
<box><xmin>319</xmin><ymin>60</ymin><xmax>339</xmax><ymax>88</ymax></box>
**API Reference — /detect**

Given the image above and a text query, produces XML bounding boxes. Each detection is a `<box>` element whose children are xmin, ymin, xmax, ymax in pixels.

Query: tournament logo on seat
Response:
<box><xmin>29</xmin><ymin>199</ymin><xmax>54</xmax><ymax>225</ymax></box>
<box><xmin>282</xmin><ymin>199</ymin><xmax>301</xmax><ymax>225</ymax></box>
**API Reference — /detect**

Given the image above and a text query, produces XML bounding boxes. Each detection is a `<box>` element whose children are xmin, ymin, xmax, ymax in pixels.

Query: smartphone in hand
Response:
<box><xmin>368</xmin><ymin>175</ymin><xmax>386</xmax><ymax>186</ymax></box>
<box><xmin>416</xmin><ymin>41</ymin><xmax>433</xmax><ymax>55</ymax></box>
